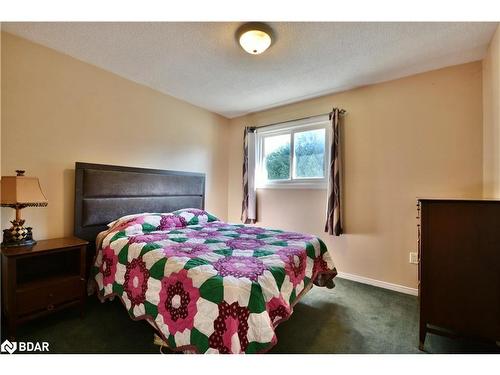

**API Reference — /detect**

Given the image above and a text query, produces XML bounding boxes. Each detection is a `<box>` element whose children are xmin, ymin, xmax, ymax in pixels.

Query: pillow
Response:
<box><xmin>106</xmin><ymin>212</ymin><xmax>154</xmax><ymax>228</ymax></box>
<box><xmin>106</xmin><ymin>209</ymin><xmax>219</xmax><ymax>232</ymax></box>
<box><xmin>170</xmin><ymin>208</ymin><xmax>219</xmax><ymax>226</ymax></box>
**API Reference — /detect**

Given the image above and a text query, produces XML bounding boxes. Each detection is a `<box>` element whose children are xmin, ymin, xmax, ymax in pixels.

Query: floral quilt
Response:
<box><xmin>93</xmin><ymin>208</ymin><xmax>337</xmax><ymax>354</ymax></box>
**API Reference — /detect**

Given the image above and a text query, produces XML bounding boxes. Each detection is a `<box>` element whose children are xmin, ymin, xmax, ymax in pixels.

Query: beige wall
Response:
<box><xmin>1</xmin><ymin>32</ymin><xmax>230</xmax><ymax>239</ymax></box>
<box><xmin>483</xmin><ymin>25</ymin><xmax>500</xmax><ymax>198</ymax></box>
<box><xmin>227</xmin><ymin>62</ymin><xmax>484</xmax><ymax>289</ymax></box>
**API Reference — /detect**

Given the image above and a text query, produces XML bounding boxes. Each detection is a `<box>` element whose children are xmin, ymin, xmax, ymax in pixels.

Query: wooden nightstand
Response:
<box><xmin>1</xmin><ymin>237</ymin><xmax>89</xmax><ymax>339</ymax></box>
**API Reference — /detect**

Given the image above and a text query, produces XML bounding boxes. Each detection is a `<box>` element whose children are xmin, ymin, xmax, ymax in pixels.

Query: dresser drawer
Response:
<box><xmin>16</xmin><ymin>275</ymin><xmax>83</xmax><ymax>316</ymax></box>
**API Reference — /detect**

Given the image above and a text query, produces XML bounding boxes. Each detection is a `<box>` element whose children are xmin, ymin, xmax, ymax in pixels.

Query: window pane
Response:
<box><xmin>293</xmin><ymin>128</ymin><xmax>325</xmax><ymax>178</ymax></box>
<box><xmin>264</xmin><ymin>134</ymin><xmax>291</xmax><ymax>180</ymax></box>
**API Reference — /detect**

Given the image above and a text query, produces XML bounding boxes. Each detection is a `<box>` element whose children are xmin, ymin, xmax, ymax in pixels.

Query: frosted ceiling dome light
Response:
<box><xmin>237</xmin><ymin>22</ymin><xmax>273</xmax><ymax>55</ymax></box>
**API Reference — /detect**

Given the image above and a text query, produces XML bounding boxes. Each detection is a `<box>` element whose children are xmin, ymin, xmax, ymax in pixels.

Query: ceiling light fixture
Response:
<box><xmin>236</xmin><ymin>22</ymin><xmax>274</xmax><ymax>55</ymax></box>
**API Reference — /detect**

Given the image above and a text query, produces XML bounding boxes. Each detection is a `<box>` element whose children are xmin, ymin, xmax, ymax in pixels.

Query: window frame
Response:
<box><xmin>255</xmin><ymin>116</ymin><xmax>330</xmax><ymax>189</ymax></box>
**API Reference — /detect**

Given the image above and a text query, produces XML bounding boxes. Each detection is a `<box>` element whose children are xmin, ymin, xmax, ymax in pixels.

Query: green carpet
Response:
<box><xmin>5</xmin><ymin>278</ymin><xmax>499</xmax><ymax>354</ymax></box>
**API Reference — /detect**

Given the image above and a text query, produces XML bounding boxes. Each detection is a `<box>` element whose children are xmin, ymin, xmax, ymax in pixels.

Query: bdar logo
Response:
<box><xmin>1</xmin><ymin>340</ymin><xmax>17</xmax><ymax>354</ymax></box>
<box><xmin>1</xmin><ymin>340</ymin><xmax>49</xmax><ymax>353</ymax></box>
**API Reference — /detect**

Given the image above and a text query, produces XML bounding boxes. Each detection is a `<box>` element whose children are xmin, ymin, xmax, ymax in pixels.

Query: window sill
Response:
<box><xmin>256</xmin><ymin>183</ymin><xmax>327</xmax><ymax>190</ymax></box>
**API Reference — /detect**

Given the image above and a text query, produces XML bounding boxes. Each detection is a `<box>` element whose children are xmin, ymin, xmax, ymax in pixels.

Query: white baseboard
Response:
<box><xmin>336</xmin><ymin>272</ymin><xmax>418</xmax><ymax>296</ymax></box>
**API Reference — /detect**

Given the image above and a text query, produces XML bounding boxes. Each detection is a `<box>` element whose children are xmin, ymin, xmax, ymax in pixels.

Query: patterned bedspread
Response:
<box><xmin>93</xmin><ymin>209</ymin><xmax>337</xmax><ymax>354</ymax></box>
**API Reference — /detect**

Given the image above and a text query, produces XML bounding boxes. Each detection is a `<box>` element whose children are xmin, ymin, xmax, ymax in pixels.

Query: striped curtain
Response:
<box><xmin>325</xmin><ymin>108</ymin><xmax>343</xmax><ymax>236</ymax></box>
<box><xmin>241</xmin><ymin>127</ymin><xmax>257</xmax><ymax>223</ymax></box>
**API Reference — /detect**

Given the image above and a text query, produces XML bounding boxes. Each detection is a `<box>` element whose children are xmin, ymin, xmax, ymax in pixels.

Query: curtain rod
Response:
<box><xmin>250</xmin><ymin>108</ymin><xmax>346</xmax><ymax>131</ymax></box>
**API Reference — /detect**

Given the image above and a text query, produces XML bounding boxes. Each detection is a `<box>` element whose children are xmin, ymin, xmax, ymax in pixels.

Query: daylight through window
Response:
<box><xmin>256</xmin><ymin>117</ymin><xmax>329</xmax><ymax>188</ymax></box>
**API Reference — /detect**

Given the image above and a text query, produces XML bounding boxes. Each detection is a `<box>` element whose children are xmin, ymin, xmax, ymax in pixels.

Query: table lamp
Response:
<box><xmin>1</xmin><ymin>170</ymin><xmax>48</xmax><ymax>247</ymax></box>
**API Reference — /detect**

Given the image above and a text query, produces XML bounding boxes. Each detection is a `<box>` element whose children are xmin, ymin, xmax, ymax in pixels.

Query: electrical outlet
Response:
<box><xmin>409</xmin><ymin>252</ymin><xmax>419</xmax><ymax>264</ymax></box>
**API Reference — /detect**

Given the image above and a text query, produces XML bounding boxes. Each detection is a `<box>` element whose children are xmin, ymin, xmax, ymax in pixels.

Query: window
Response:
<box><xmin>256</xmin><ymin>116</ymin><xmax>329</xmax><ymax>188</ymax></box>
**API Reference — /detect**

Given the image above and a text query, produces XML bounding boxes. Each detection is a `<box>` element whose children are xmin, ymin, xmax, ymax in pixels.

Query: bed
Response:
<box><xmin>74</xmin><ymin>162</ymin><xmax>337</xmax><ymax>354</ymax></box>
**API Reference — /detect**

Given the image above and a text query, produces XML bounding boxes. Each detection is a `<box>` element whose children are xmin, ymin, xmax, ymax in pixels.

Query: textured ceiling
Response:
<box><xmin>2</xmin><ymin>22</ymin><xmax>498</xmax><ymax>118</ymax></box>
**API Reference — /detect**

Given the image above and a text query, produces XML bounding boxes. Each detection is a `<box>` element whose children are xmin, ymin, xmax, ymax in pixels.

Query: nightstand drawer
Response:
<box><xmin>16</xmin><ymin>275</ymin><xmax>83</xmax><ymax>316</ymax></box>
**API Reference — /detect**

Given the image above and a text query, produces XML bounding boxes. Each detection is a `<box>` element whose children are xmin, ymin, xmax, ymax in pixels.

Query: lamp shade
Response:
<box><xmin>239</xmin><ymin>29</ymin><xmax>272</xmax><ymax>54</ymax></box>
<box><xmin>1</xmin><ymin>173</ymin><xmax>48</xmax><ymax>207</ymax></box>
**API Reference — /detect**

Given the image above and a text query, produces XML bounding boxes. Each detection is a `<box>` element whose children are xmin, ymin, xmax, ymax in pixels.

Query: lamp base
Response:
<box><xmin>1</xmin><ymin>238</ymin><xmax>37</xmax><ymax>247</ymax></box>
<box><xmin>2</xmin><ymin>220</ymin><xmax>36</xmax><ymax>248</ymax></box>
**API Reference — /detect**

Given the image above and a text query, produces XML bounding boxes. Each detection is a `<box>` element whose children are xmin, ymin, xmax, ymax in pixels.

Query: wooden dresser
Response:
<box><xmin>418</xmin><ymin>199</ymin><xmax>500</xmax><ymax>350</ymax></box>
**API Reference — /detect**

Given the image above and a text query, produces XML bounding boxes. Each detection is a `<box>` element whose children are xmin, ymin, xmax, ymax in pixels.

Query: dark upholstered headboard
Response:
<box><xmin>74</xmin><ymin>162</ymin><xmax>205</xmax><ymax>243</ymax></box>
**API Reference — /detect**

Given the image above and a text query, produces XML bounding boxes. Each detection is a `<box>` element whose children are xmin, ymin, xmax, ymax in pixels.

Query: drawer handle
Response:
<box><xmin>47</xmin><ymin>304</ymin><xmax>54</xmax><ymax>311</ymax></box>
